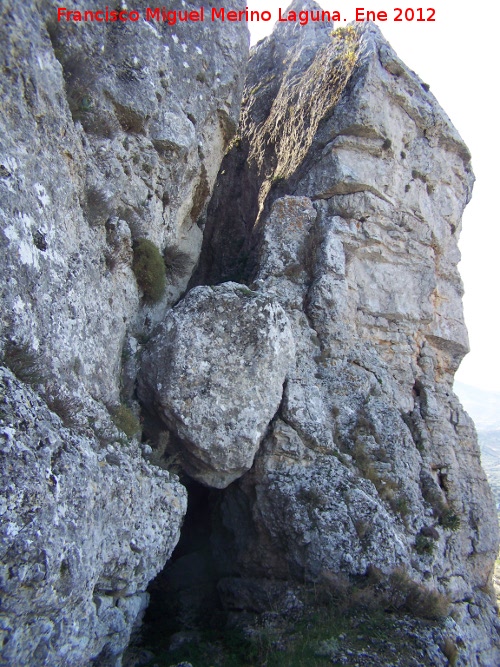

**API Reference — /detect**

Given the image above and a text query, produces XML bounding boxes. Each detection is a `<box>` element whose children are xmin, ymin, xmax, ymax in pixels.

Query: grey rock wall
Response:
<box><xmin>0</xmin><ymin>0</ymin><xmax>248</xmax><ymax>409</ymax></box>
<box><xmin>1</xmin><ymin>0</ymin><xmax>499</xmax><ymax>664</ymax></box>
<box><xmin>0</xmin><ymin>1</ymin><xmax>248</xmax><ymax>664</ymax></box>
<box><xmin>187</xmin><ymin>15</ymin><xmax>500</xmax><ymax>667</ymax></box>
<box><xmin>0</xmin><ymin>366</ymin><xmax>186</xmax><ymax>665</ymax></box>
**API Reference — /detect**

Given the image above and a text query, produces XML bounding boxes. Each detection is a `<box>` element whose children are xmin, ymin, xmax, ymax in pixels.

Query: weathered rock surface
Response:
<box><xmin>190</xmin><ymin>13</ymin><xmax>500</xmax><ymax>666</ymax></box>
<box><xmin>138</xmin><ymin>283</ymin><xmax>295</xmax><ymax>488</ymax></box>
<box><xmin>0</xmin><ymin>0</ymin><xmax>248</xmax><ymax>409</ymax></box>
<box><xmin>0</xmin><ymin>1</ymin><xmax>248</xmax><ymax>664</ymax></box>
<box><xmin>1</xmin><ymin>0</ymin><xmax>499</xmax><ymax>664</ymax></box>
<box><xmin>0</xmin><ymin>367</ymin><xmax>186</xmax><ymax>666</ymax></box>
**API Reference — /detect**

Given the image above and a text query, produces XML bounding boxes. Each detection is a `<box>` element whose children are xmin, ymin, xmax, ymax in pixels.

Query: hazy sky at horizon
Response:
<box><xmin>246</xmin><ymin>0</ymin><xmax>500</xmax><ymax>392</ymax></box>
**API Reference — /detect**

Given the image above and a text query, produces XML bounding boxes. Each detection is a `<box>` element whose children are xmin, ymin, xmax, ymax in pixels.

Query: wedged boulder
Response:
<box><xmin>138</xmin><ymin>283</ymin><xmax>295</xmax><ymax>488</ymax></box>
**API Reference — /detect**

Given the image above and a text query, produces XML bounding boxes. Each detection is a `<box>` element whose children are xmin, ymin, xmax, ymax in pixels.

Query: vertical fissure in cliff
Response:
<box><xmin>142</xmin><ymin>476</ymin><xmax>236</xmax><ymax>643</ymax></box>
<box><xmin>189</xmin><ymin>138</ymin><xmax>260</xmax><ymax>287</ymax></box>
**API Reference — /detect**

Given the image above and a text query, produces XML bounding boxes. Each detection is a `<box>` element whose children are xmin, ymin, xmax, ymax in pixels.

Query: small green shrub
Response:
<box><xmin>414</xmin><ymin>534</ymin><xmax>435</xmax><ymax>556</ymax></box>
<box><xmin>440</xmin><ymin>509</ymin><xmax>461</xmax><ymax>531</ymax></box>
<box><xmin>390</xmin><ymin>495</ymin><xmax>410</xmax><ymax>517</ymax></box>
<box><xmin>85</xmin><ymin>185</ymin><xmax>113</xmax><ymax>226</ymax></box>
<box><xmin>47</xmin><ymin>393</ymin><xmax>81</xmax><ymax>428</ymax></box>
<box><xmin>163</xmin><ymin>245</ymin><xmax>192</xmax><ymax>281</ymax></box>
<box><xmin>331</xmin><ymin>24</ymin><xmax>360</xmax><ymax>69</ymax></box>
<box><xmin>315</xmin><ymin>569</ymin><xmax>351</xmax><ymax>605</ymax></box>
<box><xmin>387</xmin><ymin>568</ymin><xmax>450</xmax><ymax>620</ymax></box>
<box><xmin>132</xmin><ymin>238</ymin><xmax>166</xmax><ymax>302</ymax></box>
<box><xmin>331</xmin><ymin>25</ymin><xmax>357</xmax><ymax>41</ymax></box>
<box><xmin>112</xmin><ymin>404</ymin><xmax>141</xmax><ymax>438</ymax></box>
<box><xmin>235</xmin><ymin>286</ymin><xmax>259</xmax><ymax>298</ymax></box>
<box><xmin>2</xmin><ymin>340</ymin><xmax>45</xmax><ymax>385</ymax></box>
<box><xmin>404</xmin><ymin>584</ymin><xmax>450</xmax><ymax>620</ymax></box>
<box><xmin>314</xmin><ymin>636</ymin><xmax>339</xmax><ymax>659</ymax></box>
<box><xmin>412</xmin><ymin>169</ymin><xmax>427</xmax><ymax>182</ymax></box>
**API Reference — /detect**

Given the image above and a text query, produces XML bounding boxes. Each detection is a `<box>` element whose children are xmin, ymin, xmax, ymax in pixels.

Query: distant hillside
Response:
<box><xmin>476</xmin><ymin>431</ymin><xmax>500</xmax><ymax>511</ymax></box>
<box><xmin>454</xmin><ymin>382</ymin><xmax>500</xmax><ymax>510</ymax></box>
<box><xmin>454</xmin><ymin>381</ymin><xmax>500</xmax><ymax>431</ymax></box>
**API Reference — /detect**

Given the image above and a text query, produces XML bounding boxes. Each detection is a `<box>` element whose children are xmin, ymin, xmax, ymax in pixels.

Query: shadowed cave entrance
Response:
<box><xmin>142</xmin><ymin>476</ymin><xmax>239</xmax><ymax>650</ymax></box>
<box><xmin>135</xmin><ymin>446</ymin><xmax>461</xmax><ymax>666</ymax></box>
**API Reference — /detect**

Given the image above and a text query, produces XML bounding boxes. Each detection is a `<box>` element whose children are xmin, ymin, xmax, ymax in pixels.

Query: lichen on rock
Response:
<box><xmin>1</xmin><ymin>0</ymin><xmax>499</xmax><ymax>665</ymax></box>
<box><xmin>138</xmin><ymin>282</ymin><xmax>295</xmax><ymax>488</ymax></box>
<box><xmin>0</xmin><ymin>367</ymin><xmax>187</xmax><ymax>665</ymax></box>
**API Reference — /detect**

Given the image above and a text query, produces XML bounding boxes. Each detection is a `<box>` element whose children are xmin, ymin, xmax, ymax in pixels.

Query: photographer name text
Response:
<box><xmin>56</xmin><ymin>6</ymin><xmax>436</xmax><ymax>25</ymax></box>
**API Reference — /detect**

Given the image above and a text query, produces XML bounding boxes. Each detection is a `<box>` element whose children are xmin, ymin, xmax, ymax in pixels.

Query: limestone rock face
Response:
<box><xmin>0</xmin><ymin>0</ymin><xmax>248</xmax><ymax>409</ymax></box>
<box><xmin>0</xmin><ymin>367</ymin><xmax>187</xmax><ymax>666</ymax></box>
<box><xmin>138</xmin><ymin>283</ymin><xmax>295</xmax><ymax>488</ymax></box>
<box><xmin>193</xmin><ymin>17</ymin><xmax>500</xmax><ymax>666</ymax></box>
<box><xmin>0</xmin><ymin>1</ymin><xmax>247</xmax><ymax>664</ymax></box>
<box><xmin>1</xmin><ymin>0</ymin><xmax>499</xmax><ymax>664</ymax></box>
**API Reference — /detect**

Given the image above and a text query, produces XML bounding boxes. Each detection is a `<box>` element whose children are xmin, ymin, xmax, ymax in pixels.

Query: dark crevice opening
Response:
<box><xmin>437</xmin><ymin>470</ymin><xmax>449</xmax><ymax>494</ymax></box>
<box><xmin>142</xmin><ymin>477</ymin><xmax>230</xmax><ymax>649</ymax></box>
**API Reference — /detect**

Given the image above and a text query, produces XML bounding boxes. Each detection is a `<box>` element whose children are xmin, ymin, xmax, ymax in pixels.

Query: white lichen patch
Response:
<box><xmin>12</xmin><ymin>297</ymin><xmax>25</xmax><ymax>314</ymax></box>
<box><xmin>3</xmin><ymin>224</ymin><xmax>19</xmax><ymax>242</ymax></box>
<box><xmin>34</xmin><ymin>183</ymin><xmax>50</xmax><ymax>208</ymax></box>
<box><xmin>18</xmin><ymin>240</ymin><xmax>39</xmax><ymax>268</ymax></box>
